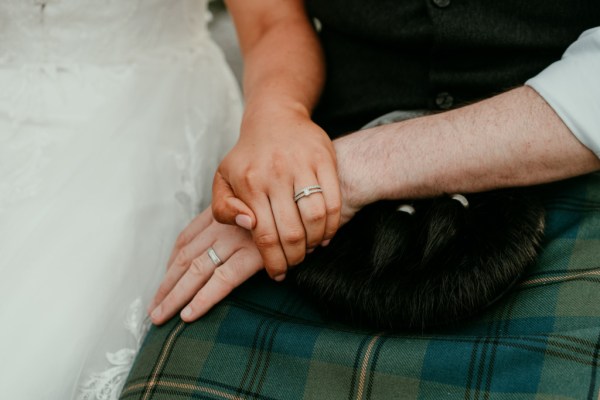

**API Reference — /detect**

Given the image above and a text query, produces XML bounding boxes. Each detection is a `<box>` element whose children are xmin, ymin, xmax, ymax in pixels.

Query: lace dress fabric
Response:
<box><xmin>0</xmin><ymin>1</ymin><xmax>242</xmax><ymax>399</ymax></box>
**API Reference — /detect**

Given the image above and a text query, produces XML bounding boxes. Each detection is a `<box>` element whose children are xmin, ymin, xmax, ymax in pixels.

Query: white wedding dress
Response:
<box><xmin>0</xmin><ymin>1</ymin><xmax>242</xmax><ymax>399</ymax></box>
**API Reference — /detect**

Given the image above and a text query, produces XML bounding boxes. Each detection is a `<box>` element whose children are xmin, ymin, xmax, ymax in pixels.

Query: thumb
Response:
<box><xmin>212</xmin><ymin>172</ymin><xmax>256</xmax><ymax>229</ymax></box>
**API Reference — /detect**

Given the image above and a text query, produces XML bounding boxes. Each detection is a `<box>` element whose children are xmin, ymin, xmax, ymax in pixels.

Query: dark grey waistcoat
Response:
<box><xmin>306</xmin><ymin>0</ymin><xmax>600</xmax><ymax>136</ymax></box>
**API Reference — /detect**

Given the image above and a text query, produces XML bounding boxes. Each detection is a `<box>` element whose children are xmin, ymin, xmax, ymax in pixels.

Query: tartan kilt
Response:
<box><xmin>120</xmin><ymin>173</ymin><xmax>600</xmax><ymax>400</ymax></box>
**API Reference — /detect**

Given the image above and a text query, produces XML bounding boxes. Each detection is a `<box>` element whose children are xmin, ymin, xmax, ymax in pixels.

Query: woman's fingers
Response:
<box><xmin>151</xmin><ymin>215</ymin><xmax>264</xmax><ymax>325</ymax></box>
<box><xmin>151</xmin><ymin>240</ymin><xmax>234</xmax><ymax>325</ymax></box>
<box><xmin>212</xmin><ymin>171</ymin><xmax>256</xmax><ymax>229</ymax></box>
<box><xmin>180</xmin><ymin>248</ymin><xmax>263</xmax><ymax>322</ymax></box>
<box><xmin>248</xmin><ymin>193</ymin><xmax>289</xmax><ymax>281</ymax></box>
<box><xmin>150</xmin><ymin>228</ymin><xmax>219</xmax><ymax>315</ymax></box>
<box><xmin>166</xmin><ymin>208</ymin><xmax>214</xmax><ymax>268</ymax></box>
<box><xmin>208</xmin><ymin>116</ymin><xmax>342</xmax><ymax>276</ymax></box>
<box><xmin>316</xmin><ymin>165</ymin><xmax>342</xmax><ymax>241</ymax></box>
<box><xmin>294</xmin><ymin>180</ymin><xmax>327</xmax><ymax>250</ymax></box>
<box><xmin>268</xmin><ymin>186</ymin><xmax>307</xmax><ymax>269</ymax></box>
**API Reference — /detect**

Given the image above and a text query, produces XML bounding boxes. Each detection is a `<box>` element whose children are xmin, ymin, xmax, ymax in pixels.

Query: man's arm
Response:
<box><xmin>335</xmin><ymin>86</ymin><xmax>600</xmax><ymax>223</ymax></box>
<box><xmin>334</xmin><ymin>25</ymin><xmax>600</xmax><ymax>221</ymax></box>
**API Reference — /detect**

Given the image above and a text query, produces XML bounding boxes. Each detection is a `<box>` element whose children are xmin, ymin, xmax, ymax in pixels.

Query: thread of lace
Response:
<box><xmin>77</xmin><ymin>299</ymin><xmax>150</xmax><ymax>400</ymax></box>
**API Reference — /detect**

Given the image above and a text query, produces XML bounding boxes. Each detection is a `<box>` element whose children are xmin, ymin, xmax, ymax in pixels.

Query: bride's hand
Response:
<box><xmin>212</xmin><ymin>108</ymin><xmax>341</xmax><ymax>281</ymax></box>
<box><xmin>148</xmin><ymin>207</ymin><xmax>263</xmax><ymax>325</ymax></box>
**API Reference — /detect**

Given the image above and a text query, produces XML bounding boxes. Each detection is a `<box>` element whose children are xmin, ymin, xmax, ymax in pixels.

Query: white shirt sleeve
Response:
<box><xmin>526</xmin><ymin>27</ymin><xmax>600</xmax><ymax>158</ymax></box>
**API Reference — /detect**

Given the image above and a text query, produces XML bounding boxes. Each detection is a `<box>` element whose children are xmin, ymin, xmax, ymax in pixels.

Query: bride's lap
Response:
<box><xmin>0</xmin><ymin>57</ymin><xmax>241</xmax><ymax>399</ymax></box>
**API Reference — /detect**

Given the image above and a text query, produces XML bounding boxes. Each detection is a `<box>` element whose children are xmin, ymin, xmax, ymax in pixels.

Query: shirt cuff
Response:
<box><xmin>526</xmin><ymin>27</ymin><xmax>600</xmax><ymax>158</ymax></box>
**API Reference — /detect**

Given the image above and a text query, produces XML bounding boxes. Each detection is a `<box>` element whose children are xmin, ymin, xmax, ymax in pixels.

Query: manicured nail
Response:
<box><xmin>181</xmin><ymin>306</ymin><xmax>192</xmax><ymax>319</ymax></box>
<box><xmin>307</xmin><ymin>248</ymin><xmax>315</xmax><ymax>254</ymax></box>
<box><xmin>321</xmin><ymin>239</ymin><xmax>331</xmax><ymax>247</ymax></box>
<box><xmin>151</xmin><ymin>305</ymin><xmax>161</xmax><ymax>320</ymax></box>
<box><xmin>235</xmin><ymin>214</ymin><xmax>252</xmax><ymax>230</ymax></box>
<box><xmin>274</xmin><ymin>274</ymin><xmax>286</xmax><ymax>282</ymax></box>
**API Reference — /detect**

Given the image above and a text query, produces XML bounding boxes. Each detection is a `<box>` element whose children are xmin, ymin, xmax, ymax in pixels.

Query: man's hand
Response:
<box><xmin>149</xmin><ymin>207</ymin><xmax>264</xmax><ymax>325</ymax></box>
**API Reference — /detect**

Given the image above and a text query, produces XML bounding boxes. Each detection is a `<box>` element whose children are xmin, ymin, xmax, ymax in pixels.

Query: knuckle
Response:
<box><xmin>281</xmin><ymin>229</ymin><xmax>305</xmax><ymax>246</ymax></box>
<box><xmin>174</xmin><ymin>231</ymin><xmax>190</xmax><ymax>249</ymax></box>
<box><xmin>224</xmin><ymin>256</ymin><xmax>243</xmax><ymax>276</ymax></box>
<box><xmin>326</xmin><ymin>201</ymin><xmax>342</xmax><ymax>217</ymax></box>
<box><xmin>159</xmin><ymin>295</ymin><xmax>174</xmax><ymax>310</ymax></box>
<box><xmin>241</xmin><ymin>168</ymin><xmax>260</xmax><ymax>190</ymax></box>
<box><xmin>212</xmin><ymin>268</ymin><xmax>235</xmax><ymax>291</ymax></box>
<box><xmin>211</xmin><ymin>201</ymin><xmax>228</xmax><ymax>220</ymax></box>
<box><xmin>174</xmin><ymin>247</ymin><xmax>192</xmax><ymax>267</ymax></box>
<box><xmin>254</xmin><ymin>233</ymin><xmax>279</xmax><ymax>249</ymax></box>
<box><xmin>304</xmin><ymin>206</ymin><xmax>326</xmax><ymax>223</ymax></box>
<box><xmin>270</xmin><ymin>153</ymin><xmax>287</xmax><ymax>178</ymax></box>
<box><xmin>190</xmin><ymin>257</ymin><xmax>212</xmax><ymax>276</ymax></box>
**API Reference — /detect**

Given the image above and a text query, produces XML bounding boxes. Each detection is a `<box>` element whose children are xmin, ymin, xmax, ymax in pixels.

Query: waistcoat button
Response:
<box><xmin>435</xmin><ymin>92</ymin><xmax>454</xmax><ymax>109</ymax></box>
<box><xmin>432</xmin><ymin>0</ymin><xmax>451</xmax><ymax>8</ymax></box>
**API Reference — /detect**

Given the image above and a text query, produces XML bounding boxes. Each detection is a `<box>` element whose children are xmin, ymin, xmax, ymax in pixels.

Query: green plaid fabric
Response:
<box><xmin>121</xmin><ymin>173</ymin><xmax>600</xmax><ymax>400</ymax></box>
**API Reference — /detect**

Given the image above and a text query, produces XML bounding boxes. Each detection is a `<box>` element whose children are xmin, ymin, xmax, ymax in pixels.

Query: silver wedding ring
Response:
<box><xmin>294</xmin><ymin>185</ymin><xmax>323</xmax><ymax>202</ymax></box>
<box><xmin>207</xmin><ymin>246</ymin><xmax>223</xmax><ymax>267</ymax></box>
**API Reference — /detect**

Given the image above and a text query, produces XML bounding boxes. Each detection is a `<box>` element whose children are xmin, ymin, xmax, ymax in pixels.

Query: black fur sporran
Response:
<box><xmin>290</xmin><ymin>113</ymin><xmax>545</xmax><ymax>331</ymax></box>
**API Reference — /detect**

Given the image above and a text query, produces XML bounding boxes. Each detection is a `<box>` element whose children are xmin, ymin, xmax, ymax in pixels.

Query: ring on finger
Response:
<box><xmin>207</xmin><ymin>246</ymin><xmax>223</xmax><ymax>267</ymax></box>
<box><xmin>294</xmin><ymin>185</ymin><xmax>323</xmax><ymax>202</ymax></box>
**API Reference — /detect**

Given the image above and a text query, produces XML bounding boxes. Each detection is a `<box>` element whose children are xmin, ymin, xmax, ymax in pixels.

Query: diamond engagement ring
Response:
<box><xmin>294</xmin><ymin>185</ymin><xmax>323</xmax><ymax>202</ymax></box>
<box><xmin>207</xmin><ymin>247</ymin><xmax>223</xmax><ymax>267</ymax></box>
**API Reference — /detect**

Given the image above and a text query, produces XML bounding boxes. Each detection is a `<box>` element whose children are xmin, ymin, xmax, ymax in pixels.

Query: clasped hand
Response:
<box><xmin>148</xmin><ymin>208</ymin><xmax>263</xmax><ymax>324</ymax></box>
<box><xmin>149</xmin><ymin>111</ymin><xmax>372</xmax><ymax>325</ymax></box>
<box><xmin>211</xmin><ymin>109</ymin><xmax>342</xmax><ymax>281</ymax></box>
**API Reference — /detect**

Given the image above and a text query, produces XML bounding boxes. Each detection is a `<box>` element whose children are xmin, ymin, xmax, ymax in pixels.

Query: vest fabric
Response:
<box><xmin>305</xmin><ymin>0</ymin><xmax>600</xmax><ymax>137</ymax></box>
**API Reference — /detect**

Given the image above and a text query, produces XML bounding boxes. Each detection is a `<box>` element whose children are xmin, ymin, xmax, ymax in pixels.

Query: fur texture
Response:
<box><xmin>290</xmin><ymin>189</ymin><xmax>545</xmax><ymax>331</ymax></box>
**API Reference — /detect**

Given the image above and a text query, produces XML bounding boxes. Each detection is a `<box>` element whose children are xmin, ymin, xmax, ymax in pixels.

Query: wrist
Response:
<box><xmin>241</xmin><ymin>95</ymin><xmax>311</xmax><ymax>131</ymax></box>
<box><xmin>333</xmin><ymin>119</ymin><xmax>434</xmax><ymax>210</ymax></box>
<box><xmin>333</xmin><ymin>132</ymin><xmax>382</xmax><ymax>214</ymax></box>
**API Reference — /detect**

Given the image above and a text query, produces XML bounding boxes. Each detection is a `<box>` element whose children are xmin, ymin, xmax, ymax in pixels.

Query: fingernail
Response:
<box><xmin>321</xmin><ymin>239</ymin><xmax>331</xmax><ymax>247</ymax></box>
<box><xmin>181</xmin><ymin>306</ymin><xmax>192</xmax><ymax>319</ymax></box>
<box><xmin>151</xmin><ymin>305</ymin><xmax>161</xmax><ymax>320</ymax></box>
<box><xmin>235</xmin><ymin>214</ymin><xmax>252</xmax><ymax>230</ymax></box>
<box><xmin>274</xmin><ymin>274</ymin><xmax>286</xmax><ymax>282</ymax></box>
<box><xmin>307</xmin><ymin>248</ymin><xmax>315</xmax><ymax>254</ymax></box>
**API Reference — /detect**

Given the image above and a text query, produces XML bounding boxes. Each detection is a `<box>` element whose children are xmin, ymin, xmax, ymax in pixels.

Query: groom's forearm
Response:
<box><xmin>334</xmin><ymin>86</ymin><xmax>600</xmax><ymax>211</ymax></box>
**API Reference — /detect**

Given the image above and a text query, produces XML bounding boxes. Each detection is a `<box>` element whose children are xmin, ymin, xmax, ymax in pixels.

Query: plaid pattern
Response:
<box><xmin>121</xmin><ymin>173</ymin><xmax>600</xmax><ymax>400</ymax></box>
